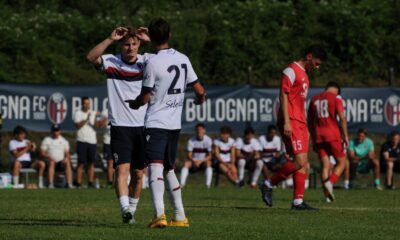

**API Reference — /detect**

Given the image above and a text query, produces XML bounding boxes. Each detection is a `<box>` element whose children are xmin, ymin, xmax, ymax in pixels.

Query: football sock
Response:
<box><xmin>149</xmin><ymin>163</ymin><xmax>165</xmax><ymax>218</ymax></box>
<box><xmin>329</xmin><ymin>173</ymin><xmax>339</xmax><ymax>184</ymax></box>
<box><xmin>374</xmin><ymin>178</ymin><xmax>381</xmax><ymax>186</ymax></box>
<box><xmin>13</xmin><ymin>176</ymin><xmax>19</xmax><ymax>185</ymax></box>
<box><xmin>270</xmin><ymin>161</ymin><xmax>296</xmax><ymax>185</ymax></box>
<box><xmin>305</xmin><ymin>179</ymin><xmax>309</xmax><ymax>189</ymax></box>
<box><xmin>205</xmin><ymin>167</ymin><xmax>213</xmax><ymax>188</ymax></box>
<box><xmin>166</xmin><ymin>170</ymin><xmax>186</xmax><ymax>221</ymax></box>
<box><xmin>142</xmin><ymin>174</ymin><xmax>148</xmax><ymax>189</ymax></box>
<box><xmin>38</xmin><ymin>176</ymin><xmax>44</xmax><ymax>188</ymax></box>
<box><xmin>129</xmin><ymin>197</ymin><xmax>139</xmax><ymax>212</ymax></box>
<box><xmin>119</xmin><ymin>195</ymin><xmax>130</xmax><ymax>210</ymax></box>
<box><xmin>293</xmin><ymin>171</ymin><xmax>306</xmax><ymax>205</ymax></box>
<box><xmin>344</xmin><ymin>180</ymin><xmax>350</xmax><ymax>189</ymax></box>
<box><xmin>238</xmin><ymin>159</ymin><xmax>246</xmax><ymax>181</ymax></box>
<box><xmin>180</xmin><ymin>167</ymin><xmax>189</xmax><ymax>186</ymax></box>
<box><xmin>264</xmin><ymin>179</ymin><xmax>272</xmax><ymax>188</ymax></box>
<box><xmin>251</xmin><ymin>160</ymin><xmax>263</xmax><ymax>185</ymax></box>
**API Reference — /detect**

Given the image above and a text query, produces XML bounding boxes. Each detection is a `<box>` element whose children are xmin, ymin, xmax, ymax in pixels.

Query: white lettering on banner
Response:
<box><xmin>342</xmin><ymin>98</ymin><xmax>382</xmax><ymax>123</ymax></box>
<box><xmin>102</xmin><ymin>98</ymin><xmax>108</xmax><ymax>111</ymax></box>
<box><xmin>71</xmin><ymin>97</ymin><xmax>81</xmax><ymax>119</ymax></box>
<box><xmin>33</xmin><ymin>96</ymin><xmax>46</xmax><ymax>112</ymax></box>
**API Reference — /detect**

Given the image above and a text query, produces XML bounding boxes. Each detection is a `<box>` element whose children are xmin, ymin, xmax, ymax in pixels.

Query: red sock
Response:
<box><xmin>293</xmin><ymin>171</ymin><xmax>306</xmax><ymax>200</ymax></box>
<box><xmin>329</xmin><ymin>173</ymin><xmax>339</xmax><ymax>184</ymax></box>
<box><xmin>270</xmin><ymin>161</ymin><xmax>297</xmax><ymax>185</ymax></box>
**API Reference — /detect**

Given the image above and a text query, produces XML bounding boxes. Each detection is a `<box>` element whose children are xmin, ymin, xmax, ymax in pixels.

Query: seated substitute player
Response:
<box><xmin>348</xmin><ymin>128</ymin><xmax>382</xmax><ymax>190</ymax></box>
<box><xmin>308</xmin><ymin>81</ymin><xmax>349</xmax><ymax>202</ymax></box>
<box><xmin>380</xmin><ymin>131</ymin><xmax>400</xmax><ymax>189</ymax></box>
<box><xmin>259</xmin><ymin>45</ymin><xmax>327</xmax><ymax>210</ymax></box>
<box><xmin>9</xmin><ymin>125</ymin><xmax>46</xmax><ymax>188</ymax></box>
<box><xmin>257</xmin><ymin>125</ymin><xmax>283</xmax><ymax>186</ymax></box>
<box><xmin>235</xmin><ymin>127</ymin><xmax>262</xmax><ymax>188</ymax></box>
<box><xmin>180</xmin><ymin>123</ymin><xmax>213</xmax><ymax>188</ymax></box>
<box><xmin>87</xmin><ymin>26</ymin><xmax>153</xmax><ymax>224</ymax></box>
<box><xmin>40</xmin><ymin>124</ymin><xmax>74</xmax><ymax>189</ymax></box>
<box><xmin>214</xmin><ymin>126</ymin><xmax>238</xmax><ymax>184</ymax></box>
<box><xmin>126</xmin><ymin>19</ymin><xmax>206</xmax><ymax>228</ymax></box>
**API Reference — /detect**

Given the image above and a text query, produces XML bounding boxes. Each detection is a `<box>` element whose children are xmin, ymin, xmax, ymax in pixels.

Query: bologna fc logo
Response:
<box><xmin>47</xmin><ymin>92</ymin><xmax>68</xmax><ymax>124</ymax></box>
<box><xmin>384</xmin><ymin>95</ymin><xmax>400</xmax><ymax>127</ymax></box>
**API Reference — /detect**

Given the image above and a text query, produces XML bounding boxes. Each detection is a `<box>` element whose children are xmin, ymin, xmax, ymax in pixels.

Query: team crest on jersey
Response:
<box><xmin>384</xmin><ymin>95</ymin><xmax>400</xmax><ymax>126</ymax></box>
<box><xmin>47</xmin><ymin>92</ymin><xmax>68</xmax><ymax>124</ymax></box>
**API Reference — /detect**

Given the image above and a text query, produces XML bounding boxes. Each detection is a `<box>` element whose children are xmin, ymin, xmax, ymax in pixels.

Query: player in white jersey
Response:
<box><xmin>126</xmin><ymin>19</ymin><xmax>206</xmax><ymax>228</ymax></box>
<box><xmin>87</xmin><ymin>26</ymin><xmax>153</xmax><ymax>224</ymax></box>
<box><xmin>235</xmin><ymin>127</ymin><xmax>263</xmax><ymax>188</ymax></box>
<box><xmin>180</xmin><ymin>123</ymin><xmax>213</xmax><ymax>188</ymax></box>
<box><xmin>214</xmin><ymin>126</ymin><xmax>238</xmax><ymax>184</ymax></box>
<box><xmin>40</xmin><ymin>124</ymin><xmax>74</xmax><ymax>189</ymax></box>
<box><xmin>9</xmin><ymin>125</ymin><xmax>46</xmax><ymax>188</ymax></box>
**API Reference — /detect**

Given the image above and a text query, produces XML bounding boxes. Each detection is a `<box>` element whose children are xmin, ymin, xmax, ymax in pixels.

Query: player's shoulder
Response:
<box><xmin>259</xmin><ymin>135</ymin><xmax>266</xmax><ymax>142</ymax></box>
<box><xmin>235</xmin><ymin>137</ymin><xmax>243</xmax><ymax>144</ymax></box>
<box><xmin>42</xmin><ymin>136</ymin><xmax>52</xmax><ymax>142</ymax></box>
<box><xmin>273</xmin><ymin>135</ymin><xmax>281</xmax><ymax>142</ymax></box>
<box><xmin>204</xmin><ymin>135</ymin><xmax>212</xmax><ymax>142</ymax></box>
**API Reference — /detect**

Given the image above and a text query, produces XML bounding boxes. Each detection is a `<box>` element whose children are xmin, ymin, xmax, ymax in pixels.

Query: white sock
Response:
<box><xmin>180</xmin><ymin>167</ymin><xmax>189</xmax><ymax>186</ymax></box>
<box><xmin>166</xmin><ymin>170</ymin><xmax>186</xmax><ymax>221</ymax></box>
<box><xmin>205</xmin><ymin>167</ymin><xmax>213</xmax><ymax>188</ymax></box>
<box><xmin>119</xmin><ymin>195</ymin><xmax>130</xmax><ymax>210</ymax></box>
<box><xmin>293</xmin><ymin>198</ymin><xmax>303</xmax><ymax>206</ymax></box>
<box><xmin>286</xmin><ymin>178</ymin><xmax>294</xmax><ymax>187</ymax></box>
<box><xmin>238</xmin><ymin>159</ymin><xmax>246</xmax><ymax>181</ymax></box>
<box><xmin>251</xmin><ymin>160</ymin><xmax>263</xmax><ymax>185</ymax></box>
<box><xmin>38</xmin><ymin>176</ymin><xmax>44</xmax><ymax>188</ymax></box>
<box><xmin>264</xmin><ymin>179</ymin><xmax>272</xmax><ymax>188</ymax></box>
<box><xmin>129</xmin><ymin>197</ymin><xmax>139</xmax><ymax>212</ymax></box>
<box><xmin>305</xmin><ymin>179</ymin><xmax>309</xmax><ymax>189</ymax></box>
<box><xmin>149</xmin><ymin>163</ymin><xmax>165</xmax><ymax>218</ymax></box>
<box><xmin>344</xmin><ymin>180</ymin><xmax>350</xmax><ymax>189</ymax></box>
<box><xmin>142</xmin><ymin>174</ymin><xmax>148</xmax><ymax>189</ymax></box>
<box><xmin>13</xmin><ymin>176</ymin><xmax>19</xmax><ymax>185</ymax></box>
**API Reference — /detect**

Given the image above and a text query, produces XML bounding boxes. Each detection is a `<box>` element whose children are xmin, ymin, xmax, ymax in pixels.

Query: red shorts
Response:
<box><xmin>315</xmin><ymin>140</ymin><xmax>346</xmax><ymax>158</ymax></box>
<box><xmin>278</xmin><ymin>120</ymin><xmax>309</xmax><ymax>155</ymax></box>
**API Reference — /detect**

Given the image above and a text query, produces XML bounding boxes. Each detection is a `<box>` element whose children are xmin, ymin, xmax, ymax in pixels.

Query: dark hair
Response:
<box><xmin>148</xmin><ymin>18</ymin><xmax>170</xmax><ymax>45</ymax></box>
<box><xmin>220</xmin><ymin>126</ymin><xmax>232</xmax><ymax>134</ymax></box>
<box><xmin>195</xmin><ymin>123</ymin><xmax>205</xmax><ymax>129</ymax></box>
<box><xmin>357</xmin><ymin>128</ymin><xmax>368</xmax><ymax>135</ymax></box>
<box><xmin>13</xmin><ymin>125</ymin><xmax>27</xmax><ymax>136</ymax></box>
<box><xmin>81</xmin><ymin>96</ymin><xmax>89</xmax><ymax>103</ymax></box>
<box><xmin>119</xmin><ymin>26</ymin><xmax>138</xmax><ymax>43</ymax></box>
<box><xmin>303</xmin><ymin>44</ymin><xmax>327</xmax><ymax>61</ymax></box>
<box><xmin>325</xmin><ymin>81</ymin><xmax>341</xmax><ymax>95</ymax></box>
<box><xmin>244</xmin><ymin>127</ymin><xmax>255</xmax><ymax>135</ymax></box>
<box><xmin>390</xmin><ymin>131</ymin><xmax>400</xmax><ymax>138</ymax></box>
<box><xmin>267</xmin><ymin>125</ymin><xmax>277</xmax><ymax>133</ymax></box>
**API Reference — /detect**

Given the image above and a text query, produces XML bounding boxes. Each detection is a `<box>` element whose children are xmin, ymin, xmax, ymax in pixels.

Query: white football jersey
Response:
<box><xmin>74</xmin><ymin>110</ymin><xmax>97</xmax><ymax>144</ymax></box>
<box><xmin>142</xmin><ymin>48</ymin><xmax>198</xmax><ymax>130</ymax></box>
<box><xmin>41</xmin><ymin>136</ymin><xmax>70</xmax><ymax>162</ymax></box>
<box><xmin>214</xmin><ymin>137</ymin><xmax>235</xmax><ymax>163</ymax></box>
<box><xmin>235</xmin><ymin>138</ymin><xmax>262</xmax><ymax>156</ymax></box>
<box><xmin>9</xmin><ymin>139</ymin><xmax>31</xmax><ymax>162</ymax></box>
<box><xmin>99</xmin><ymin>53</ymin><xmax>153</xmax><ymax>127</ymax></box>
<box><xmin>187</xmin><ymin>135</ymin><xmax>213</xmax><ymax>161</ymax></box>
<box><xmin>259</xmin><ymin>135</ymin><xmax>282</xmax><ymax>162</ymax></box>
<box><xmin>101</xmin><ymin>109</ymin><xmax>111</xmax><ymax>145</ymax></box>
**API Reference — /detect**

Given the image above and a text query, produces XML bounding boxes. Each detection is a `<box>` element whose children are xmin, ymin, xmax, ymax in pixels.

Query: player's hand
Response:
<box><xmin>194</xmin><ymin>94</ymin><xmax>206</xmax><ymax>105</ymax></box>
<box><xmin>343</xmin><ymin>136</ymin><xmax>349</xmax><ymax>147</ymax></box>
<box><xmin>136</xmin><ymin>27</ymin><xmax>150</xmax><ymax>42</ymax></box>
<box><xmin>125</xmin><ymin>99</ymin><xmax>141</xmax><ymax>110</ymax></box>
<box><xmin>109</xmin><ymin>27</ymin><xmax>128</xmax><ymax>41</ymax></box>
<box><xmin>283</xmin><ymin>122</ymin><xmax>292</xmax><ymax>137</ymax></box>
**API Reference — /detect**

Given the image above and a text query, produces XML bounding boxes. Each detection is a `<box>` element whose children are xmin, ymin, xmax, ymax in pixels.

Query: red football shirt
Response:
<box><xmin>278</xmin><ymin>62</ymin><xmax>309</xmax><ymax>124</ymax></box>
<box><xmin>309</xmin><ymin>91</ymin><xmax>344</xmax><ymax>143</ymax></box>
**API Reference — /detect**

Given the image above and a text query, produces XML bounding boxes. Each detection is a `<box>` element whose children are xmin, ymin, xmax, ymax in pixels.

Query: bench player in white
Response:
<box><xmin>180</xmin><ymin>123</ymin><xmax>213</xmax><ymax>188</ymax></box>
<box><xmin>214</xmin><ymin>126</ymin><xmax>238</xmax><ymax>184</ymax></box>
<box><xmin>126</xmin><ymin>19</ymin><xmax>206</xmax><ymax>228</ymax></box>
<box><xmin>98</xmin><ymin>109</ymin><xmax>113</xmax><ymax>187</ymax></box>
<box><xmin>87</xmin><ymin>26</ymin><xmax>153</xmax><ymax>224</ymax></box>
<box><xmin>235</xmin><ymin>127</ymin><xmax>262</xmax><ymax>188</ymax></box>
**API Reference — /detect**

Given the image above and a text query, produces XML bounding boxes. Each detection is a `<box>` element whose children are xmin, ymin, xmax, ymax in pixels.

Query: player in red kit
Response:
<box><xmin>259</xmin><ymin>45</ymin><xmax>327</xmax><ymax>210</ymax></box>
<box><xmin>308</xmin><ymin>82</ymin><xmax>349</xmax><ymax>202</ymax></box>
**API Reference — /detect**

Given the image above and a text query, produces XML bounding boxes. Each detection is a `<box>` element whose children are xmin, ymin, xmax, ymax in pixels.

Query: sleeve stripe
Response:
<box><xmin>142</xmin><ymin>86</ymin><xmax>153</xmax><ymax>92</ymax></box>
<box><xmin>282</xmin><ymin>67</ymin><xmax>295</xmax><ymax>85</ymax></box>
<box><xmin>187</xmin><ymin>79</ymin><xmax>199</xmax><ymax>87</ymax></box>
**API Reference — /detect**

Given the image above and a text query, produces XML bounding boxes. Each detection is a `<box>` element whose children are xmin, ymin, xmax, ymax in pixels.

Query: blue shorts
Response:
<box><xmin>76</xmin><ymin>141</ymin><xmax>97</xmax><ymax>164</ymax></box>
<box><xmin>19</xmin><ymin>161</ymin><xmax>32</xmax><ymax>168</ymax></box>
<box><xmin>145</xmin><ymin>128</ymin><xmax>180</xmax><ymax>170</ymax></box>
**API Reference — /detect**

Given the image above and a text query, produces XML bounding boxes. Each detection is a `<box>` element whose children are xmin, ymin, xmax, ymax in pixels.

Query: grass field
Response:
<box><xmin>0</xmin><ymin>180</ymin><xmax>399</xmax><ymax>240</ymax></box>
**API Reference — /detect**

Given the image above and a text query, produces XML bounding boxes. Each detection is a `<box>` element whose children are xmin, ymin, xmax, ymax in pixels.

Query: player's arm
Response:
<box><xmin>187</xmin><ymin>151</ymin><xmax>193</xmax><ymax>162</ymax></box>
<box><xmin>74</xmin><ymin>112</ymin><xmax>91</xmax><ymax>129</ymax></box>
<box><xmin>230</xmin><ymin>147</ymin><xmax>236</xmax><ymax>166</ymax></box>
<box><xmin>126</xmin><ymin>88</ymin><xmax>152</xmax><ymax>110</ymax></box>
<box><xmin>307</xmin><ymin>103</ymin><xmax>316</xmax><ymax>146</ymax></box>
<box><xmin>254</xmin><ymin>150</ymin><xmax>261</xmax><ymax>160</ymax></box>
<box><xmin>280</xmin><ymin>89</ymin><xmax>291</xmax><ymax>137</ymax></box>
<box><xmin>86</xmin><ymin>27</ymin><xmax>128</xmax><ymax>66</ymax></box>
<box><xmin>65</xmin><ymin>150</ymin><xmax>71</xmax><ymax>162</ymax></box>
<box><xmin>204</xmin><ymin>151</ymin><xmax>212</xmax><ymax>162</ymax></box>
<box><xmin>213</xmin><ymin>145</ymin><xmax>224</xmax><ymax>163</ymax></box>
<box><xmin>348</xmin><ymin>150</ymin><xmax>359</xmax><ymax>161</ymax></box>
<box><xmin>11</xmin><ymin>142</ymin><xmax>32</xmax><ymax>158</ymax></box>
<box><xmin>192</xmin><ymin>82</ymin><xmax>206</xmax><ymax>105</ymax></box>
<box><xmin>382</xmin><ymin>151</ymin><xmax>395</xmax><ymax>162</ymax></box>
<box><xmin>338</xmin><ymin>111</ymin><xmax>349</xmax><ymax>146</ymax></box>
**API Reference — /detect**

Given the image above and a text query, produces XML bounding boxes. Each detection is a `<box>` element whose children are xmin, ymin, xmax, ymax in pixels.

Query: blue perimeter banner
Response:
<box><xmin>0</xmin><ymin>83</ymin><xmax>399</xmax><ymax>134</ymax></box>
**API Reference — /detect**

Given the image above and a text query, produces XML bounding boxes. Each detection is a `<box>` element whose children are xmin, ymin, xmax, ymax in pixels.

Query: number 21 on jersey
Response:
<box><xmin>167</xmin><ymin>64</ymin><xmax>187</xmax><ymax>95</ymax></box>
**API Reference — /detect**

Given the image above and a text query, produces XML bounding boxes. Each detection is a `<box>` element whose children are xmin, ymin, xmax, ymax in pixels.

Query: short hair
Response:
<box><xmin>267</xmin><ymin>125</ymin><xmax>277</xmax><ymax>133</ymax></box>
<box><xmin>195</xmin><ymin>123</ymin><xmax>205</xmax><ymax>129</ymax></box>
<box><xmin>357</xmin><ymin>128</ymin><xmax>368</xmax><ymax>135</ymax></box>
<box><xmin>244</xmin><ymin>127</ymin><xmax>255</xmax><ymax>135</ymax></box>
<box><xmin>119</xmin><ymin>26</ymin><xmax>138</xmax><ymax>43</ymax></box>
<box><xmin>220</xmin><ymin>126</ymin><xmax>232</xmax><ymax>135</ymax></box>
<box><xmin>390</xmin><ymin>131</ymin><xmax>400</xmax><ymax>138</ymax></box>
<box><xmin>81</xmin><ymin>96</ymin><xmax>89</xmax><ymax>103</ymax></box>
<box><xmin>325</xmin><ymin>81</ymin><xmax>341</xmax><ymax>95</ymax></box>
<box><xmin>13</xmin><ymin>125</ymin><xmax>27</xmax><ymax>136</ymax></box>
<box><xmin>303</xmin><ymin>44</ymin><xmax>327</xmax><ymax>62</ymax></box>
<box><xmin>148</xmin><ymin>18</ymin><xmax>171</xmax><ymax>45</ymax></box>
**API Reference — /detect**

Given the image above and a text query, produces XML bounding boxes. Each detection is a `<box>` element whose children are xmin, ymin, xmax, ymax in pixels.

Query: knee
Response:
<box><xmin>39</xmin><ymin>161</ymin><xmax>46</xmax><ymax>169</ymax></box>
<box><xmin>256</xmin><ymin>160</ymin><xmax>264</xmax><ymax>168</ymax></box>
<box><xmin>238</xmin><ymin>159</ymin><xmax>246</xmax><ymax>166</ymax></box>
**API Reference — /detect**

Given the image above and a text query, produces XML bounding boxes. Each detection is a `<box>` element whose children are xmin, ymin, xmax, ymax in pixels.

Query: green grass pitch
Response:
<box><xmin>0</xmin><ymin>183</ymin><xmax>399</xmax><ymax>240</ymax></box>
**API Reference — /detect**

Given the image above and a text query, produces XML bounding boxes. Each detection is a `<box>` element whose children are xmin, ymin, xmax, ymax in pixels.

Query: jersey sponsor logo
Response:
<box><xmin>384</xmin><ymin>95</ymin><xmax>400</xmax><ymax>126</ymax></box>
<box><xmin>47</xmin><ymin>92</ymin><xmax>68</xmax><ymax>124</ymax></box>
<box><xmin>166</xmin><ymin>98</ymin><xmax>184</xmax><ymax>108</ymax></box>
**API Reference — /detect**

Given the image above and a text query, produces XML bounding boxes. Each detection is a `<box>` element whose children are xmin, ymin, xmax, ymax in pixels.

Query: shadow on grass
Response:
<box><xmin>0</xmin><ymin>217</ymin><xmax>126</xmax><ymax>228</ymax></box>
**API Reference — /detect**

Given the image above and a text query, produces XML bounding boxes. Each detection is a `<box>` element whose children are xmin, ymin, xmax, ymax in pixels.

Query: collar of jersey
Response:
<box><xmin>120</xmin><ymin>54</ymin><xmax>138</xmax><ymax>65</ymax></box>
<box><xmin>158</xmin><ymin>48</ymin><xmax>174</xmax><ymax>53</ymax></box>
